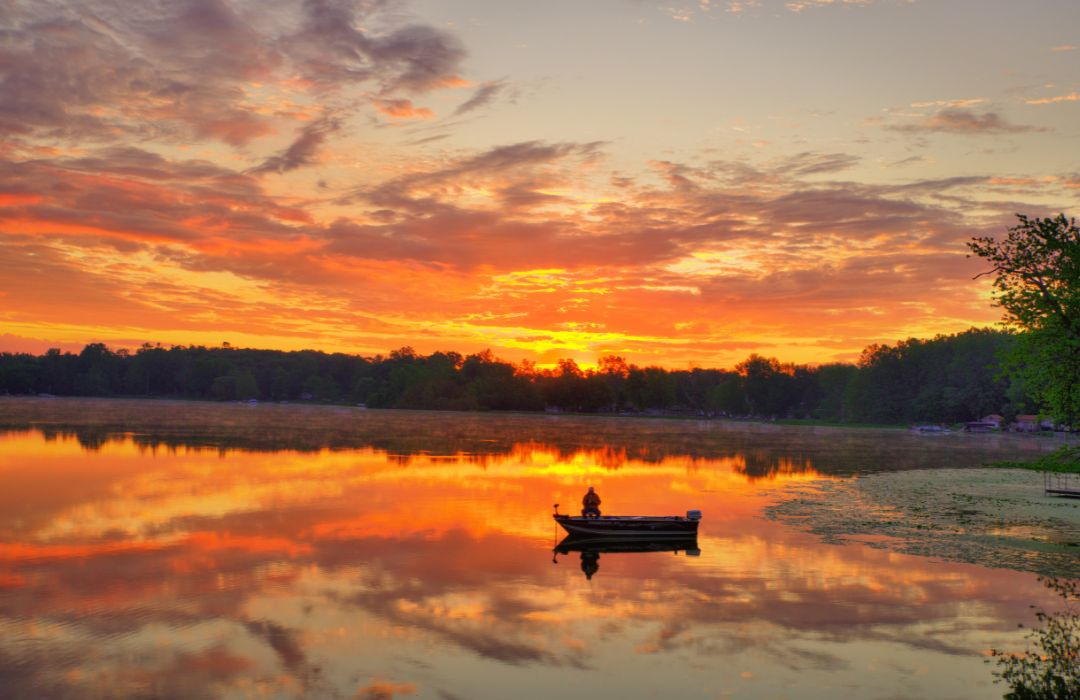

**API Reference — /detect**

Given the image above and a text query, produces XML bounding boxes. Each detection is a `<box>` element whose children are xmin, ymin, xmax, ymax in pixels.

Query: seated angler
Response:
<box><xmin>581</xmin><ymin>486</ymin><xmax>602</xmax><ymax>518</ymax></box>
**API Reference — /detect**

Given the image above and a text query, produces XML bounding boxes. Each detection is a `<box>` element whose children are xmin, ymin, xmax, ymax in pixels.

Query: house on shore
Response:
<box><xmin>1013</xmin><ymin>414</ymin><xmax>1039</xmax><ymax>432</ymax></box>
<box><xmin>1011</xmin><ymin>414</ymin><xmax>1057</xmax><ymax>432</ymax></box>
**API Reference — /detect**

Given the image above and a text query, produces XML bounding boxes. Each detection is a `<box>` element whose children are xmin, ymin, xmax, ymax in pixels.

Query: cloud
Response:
<box><xmin>453</xmin><ymin>80</ymin><xmax>508</xmax><ymax>116</ymax></box>
<box><xmin>784</xmin><ymin>0</ymin><xmax>872</xmax><ymax>11</ymax></box>
<box><xmin>726</xmin><ymin>1</ymin><xmax>763</xmax><ymax>13</ymax></box>
<box><xmin>1025</xmin><ymin>92</ymin><xmax>1080</xmax><ymax>105</ymax></box>
<box><xmin>0</xmin><ymin>129</ymin><xmax>1055</xmax><ymax>366</ymax></box>
<box><xmin>371</xmin><ymin>98</ymin><xmax>434</xmax><ymax>120</ymax></box>
<box><xmin>886</xmin><ymin>155</ymin><xmax>927</xmax><ymax>168</ymax></box>
<box><xmin>779</xmin><ymin>152</ymin><xmax>860</xmax><ymax>176</ymax></box>
<box><xmin>352</xmin><ymin>139</ymin><xmax>606</xmax><ymax>212</ymax></box>
<box><xmin>653</xmin><ymin>0</ymin><xmax>880</xmax><ymax>21</ymax></box>
<box><xmin>909</xmin><ymin>98</ymin><xmax>988</xmax><ymax>109</ymax></box>
<box><xmin>356</xmin><ymin>680</ymin><xmax>417</xmax><ymax>700</ymax></box>
<box><xmin>886</xmin><ymin>108</ymin><xmax>1044</xmax><ymax>135</ymax></box>
<box><xmin>0</xmin><ymin>0</ymin><xmax>466</xmax><ymax>145</ymax></box>
<box><xmin>250</xmin><ymin>117</ymin><xmax>341</xmax><ymax>175</ymax></box>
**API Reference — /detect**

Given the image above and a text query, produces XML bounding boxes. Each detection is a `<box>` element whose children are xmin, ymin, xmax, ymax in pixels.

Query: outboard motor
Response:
<box><xmin>686</xmin><ymin>509</ymin><xmax>702</xmax><ymax>521</ymax></box>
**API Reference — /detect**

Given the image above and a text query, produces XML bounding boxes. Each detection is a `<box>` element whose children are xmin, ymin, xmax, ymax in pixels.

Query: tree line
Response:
<box><xmin>0</xmin><ymin>327</ymin><xmax>1040</xmax><ymax>424</ymax></box>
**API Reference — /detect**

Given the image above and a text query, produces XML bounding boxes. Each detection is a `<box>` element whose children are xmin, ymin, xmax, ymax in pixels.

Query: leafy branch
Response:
<box><xmin>989</xmin><ymin>577</ymin><xmax>1080</xmax><ymax>699</ymax></box>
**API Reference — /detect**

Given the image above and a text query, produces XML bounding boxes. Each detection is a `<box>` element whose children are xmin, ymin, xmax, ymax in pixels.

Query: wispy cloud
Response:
<box><xmin>1025</xmin><ymin>92</ymin><xmax>1080</xmax><ymax>105</ymax></box>
<box><xmin>779</xmin><ymin>152</ymin><xmax>860</xmax><ymax>176</ymax></box>
<box><xmin>886</xmin><ymin>108</ymin><xmax>1044</xmax><ymax>135</ymax></box>
<box><xmin>250</xmin><ymin>117</ymin><xmax>341</xmax><ymax>175</ymax></box>
<box><xmin>454</xmin><ymin>80</ymin><xmax>508</xmax><ymax>116</ymax></box>
<box><xmin>785</xmin><ymin>0</ymin><xmax>872</xmax><ymax>11</ymax></box>
<box><xmin>910</xmin><ymin>98</ymin><xmax>988</xmax><ymax>109</ymax></box>
<box><xmin>725</xmin><ymin>1</ymin><xmax>763</xmax><ymax>13</ymax></box>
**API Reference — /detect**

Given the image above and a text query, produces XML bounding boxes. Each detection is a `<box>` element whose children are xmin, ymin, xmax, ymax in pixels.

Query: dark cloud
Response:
<box><xmin>404</xmin><ymin>132</ymin><xmax>453</xmax><ymax>146</ymax></box>
<box><xmin>366</xmin><ymin>24</ymin><xmax>466</xmax><ymax>92</ymax></box>
<box><xmin>241</xmin><ymin>619</ymin><xmax>319</xmax><ymax>687</ymax></box>
<box><xmin>0</xmin><ymin>137</ymin><xmax>1008</xmax><ymax>285</ymax></box>
<box><xmin>887</xmin><ymin>108</ymin><xmax>1045</xmax><ymax>135</ymax></box>
<box><xmin>352</xmin><ymin>140</ymin><xmax>605</xmax><ymax>210</ymax></box>
<box><xmin>453</xmin><ymin>80</ymin><xmax>507</xmax><ymax>116</ymax></box>
<box><xmin>0</xmin><ymin>0</ymin><xmax>466</xmax><ymax>145</ymax></box>
<box><xmin>281</xmin><ymin>0</ymin><xmax>465</xmax><ymax>93</ymax></box>
<box><xmin>250</xmin><ymin>117</ymin><xmax>341</xmax><ymax>175</ymax></box>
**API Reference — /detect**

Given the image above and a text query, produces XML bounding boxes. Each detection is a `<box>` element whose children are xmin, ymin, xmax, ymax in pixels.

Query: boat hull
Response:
<box><xmin>555</xmin><ymin>534</ymin><xmax>699</xmax><ymax>556</ymax></box>
<box><xmin>553</xmin><ymin>514</ymin><xmax>699</xmax><ymax>537</ymax></box>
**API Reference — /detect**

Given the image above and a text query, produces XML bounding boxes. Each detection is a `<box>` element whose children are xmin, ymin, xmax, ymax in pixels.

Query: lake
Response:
<box><xmin>0</xmin><ymin>398</ymin><xmax>1071</xmax><ymax>699</ymax></box>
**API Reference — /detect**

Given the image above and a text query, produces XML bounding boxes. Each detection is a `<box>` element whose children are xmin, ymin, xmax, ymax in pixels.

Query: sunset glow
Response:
<box><xmin>2</xmin><ymin>1</ymin><xmax>1078</xmax><ymax>366</ymax></box>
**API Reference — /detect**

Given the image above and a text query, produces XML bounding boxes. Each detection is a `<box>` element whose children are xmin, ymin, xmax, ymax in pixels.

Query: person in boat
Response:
<box><xmin>581</xmin><ymin>486</ymin><xmax>601</xmax><ymax>518</ymax></box>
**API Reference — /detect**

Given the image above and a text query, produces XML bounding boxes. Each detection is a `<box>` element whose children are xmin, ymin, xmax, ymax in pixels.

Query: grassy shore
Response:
<box><xmin>774</xmin><ymin>418</ymin><xmax>907</xmax><ymax>430</ymax></box>
<box><xmin>992</xmin><ymin>446</ymin><xmax>1080</xmax><ymax>474</ymax></box>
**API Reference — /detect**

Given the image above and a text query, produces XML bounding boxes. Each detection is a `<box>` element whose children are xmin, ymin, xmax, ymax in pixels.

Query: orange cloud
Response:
<box><xmin>372</xmin><ymin>98</ymin><xmax>435</xmax><ymax>120</ymax></box>
<box><xmin>356</xmin><ymin>680</ymin><xmax>417</xmax><ymax>700</ymax></box>
<box><xmin>1025</xmin><ymin>92</ymin><xmax>1080</xmax><ymax>105</ymax></box>
<box><xmin>0</xmin><ymin>136</ymin><xmax>1026</xmax><ymax>366</ymax></box>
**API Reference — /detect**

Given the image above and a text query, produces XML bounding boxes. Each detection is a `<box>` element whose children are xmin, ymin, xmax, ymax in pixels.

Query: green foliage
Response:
<box><xmin>993</xmin><ymin>446</ymin><xmax>1080</xmax><ymax>474</ymax></box>
<box><xmin>0</xmin><ymin>327</ymin><xmax>1041</xmax><ymax>422</ymax></box>
<box><xmin>707</xmin><ymin>375</ymin><xmax>746</xmax><ymax>416</ymax></box>
<box><xmin>969</xmin><ymin>214</ymin><xmax>1080</xmax><ymax>424</ymax></box>
<box><xmin>843</xmin><ymin>329</ymin><xmax>1021</xmax><ymax>423</ymax></box>
<box><xmin>990</xmin><ymin>577</ymin><xmax>1080</xmax><ymax>699</ymax></box>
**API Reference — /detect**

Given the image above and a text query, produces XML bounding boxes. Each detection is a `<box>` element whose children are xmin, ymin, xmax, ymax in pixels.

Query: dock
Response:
<box><xmin>1044</xmin><ymin>471</ymin><xmax>1080</xmax><ymax>498</ymax></box>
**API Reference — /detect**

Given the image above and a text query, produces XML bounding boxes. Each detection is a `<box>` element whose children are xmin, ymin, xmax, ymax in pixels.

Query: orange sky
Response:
<box><xmin>1</xmin><ymin>0</ymin><xmax>1078</xmax><ymax>367</ymax></box>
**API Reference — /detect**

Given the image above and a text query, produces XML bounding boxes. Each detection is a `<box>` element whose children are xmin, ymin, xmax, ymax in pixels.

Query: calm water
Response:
<box><xmin>0</xmin><ymin>401</ymin><xmax>1067</xmax><ymax>699</ymax></box>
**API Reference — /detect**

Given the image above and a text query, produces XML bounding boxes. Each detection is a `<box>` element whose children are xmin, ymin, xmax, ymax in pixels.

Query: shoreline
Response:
<box><xmin>4</xmin><ymin>394</ymin><xmax>1078</xmax><ymax>436</ymax></box>
<box><xmin>766</xmin><ymin>467</ymin><xmax>1080</xmax><ymax>578</ymax></box>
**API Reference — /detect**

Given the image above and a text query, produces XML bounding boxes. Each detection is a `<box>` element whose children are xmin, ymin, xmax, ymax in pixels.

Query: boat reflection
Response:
<box><xmin>553</xmin><ymin>534</ymin><xmax>701</xmax><ymax>580</ymax></box>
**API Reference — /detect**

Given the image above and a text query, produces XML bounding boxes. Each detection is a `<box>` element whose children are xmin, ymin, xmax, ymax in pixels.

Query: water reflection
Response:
<box><xmin>0</xmin><ymin>407</ymin><xmax>1070</xmax><ymax>699</ymax></box>
<box><xmin>1</xmin><ymin>396</ymin><xmax>1060</xmax><ymax>475</ymax></box>
<box><xmin>553</xmin><ymin>535</ymin><xmax>701</xmax><ymax>580</ymax></box>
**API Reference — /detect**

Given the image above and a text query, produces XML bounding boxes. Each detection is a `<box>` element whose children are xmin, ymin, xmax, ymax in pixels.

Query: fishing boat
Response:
<box><xmin>552</xmin><ymin>504</ymin><xmax>701</xmax><ymax>537</ymax></box>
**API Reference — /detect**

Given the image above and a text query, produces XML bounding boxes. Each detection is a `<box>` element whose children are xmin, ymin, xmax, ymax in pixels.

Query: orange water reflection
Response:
<box><xmin>0</xmin><ymin>429</ymin><xmax>1057</xmax><ymax>699</ymax></box>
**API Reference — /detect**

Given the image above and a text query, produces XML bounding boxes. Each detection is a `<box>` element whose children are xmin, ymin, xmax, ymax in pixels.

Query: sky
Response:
<box><xmin>1</xmin><ymin>0</ymin><xmax>1078</xmax><ymax>368</ymax></box>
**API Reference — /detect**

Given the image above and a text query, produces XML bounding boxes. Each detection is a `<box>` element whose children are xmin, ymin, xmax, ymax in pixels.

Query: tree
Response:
<box><xmin>736</xmin><ymin>355</ymin><xmax>794</xmax><ymax>418</ymax></box>
<box><xmin>990</xmin><ymin>577</ymin><xmax>1079</xmax><ymax>699</ymax></box>
<box><xmin>969</xmin><ymin>214</ymin><xmax>1080</xmax><ymax>425</ymax></box>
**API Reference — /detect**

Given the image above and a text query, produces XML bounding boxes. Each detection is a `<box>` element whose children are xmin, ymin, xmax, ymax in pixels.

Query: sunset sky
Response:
<box><xmin>2</xmin><ymin>0</ymin><xmax>1078</xmax><ymax>367</ymax></box>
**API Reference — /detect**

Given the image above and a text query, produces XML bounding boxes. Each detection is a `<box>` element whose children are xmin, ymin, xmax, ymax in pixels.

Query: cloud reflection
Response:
<box><xmin>0</xmin><ymin>425</ymin><xmax>1063</xmax><ymax>698</ymax></box>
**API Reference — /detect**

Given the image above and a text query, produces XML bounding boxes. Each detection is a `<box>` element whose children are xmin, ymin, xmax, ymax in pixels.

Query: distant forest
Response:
<box><xmin>0</xmin><ymin>328</ymin><xmax>1040</xmax><ymax>424</ymax></box>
